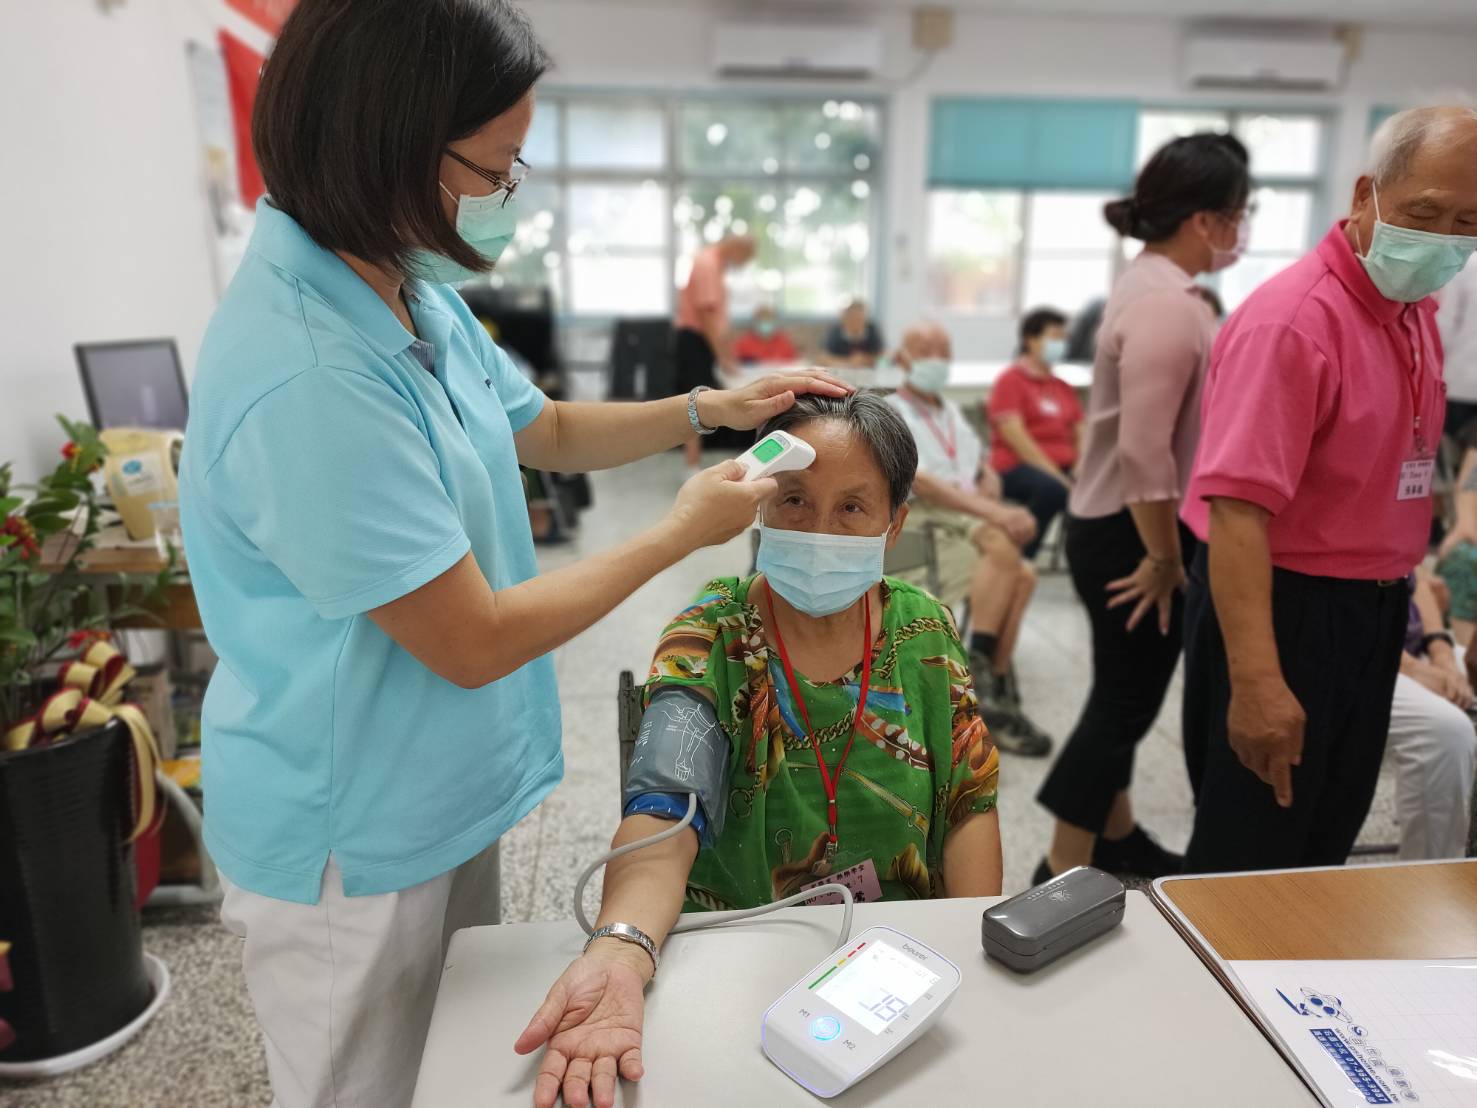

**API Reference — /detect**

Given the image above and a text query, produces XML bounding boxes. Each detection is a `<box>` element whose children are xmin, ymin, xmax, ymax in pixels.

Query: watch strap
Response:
<box><xmin>584</xmin><ymin>922</ymin><xmax>659</xmax><ymax>977</ymax></box>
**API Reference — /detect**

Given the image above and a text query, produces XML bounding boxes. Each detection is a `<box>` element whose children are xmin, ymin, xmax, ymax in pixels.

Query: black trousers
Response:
<box><xmin>1181</xmin><ymin>547</ymin><xmax>1408</xmax><ymax>873</ymax></box>
<box><xmin>1000</xmin><ymin>464</ymin><xmax>1070</xmax><ymax>559</ymax></box>
<box><xmin>1037</xmin><ymin>510</ymin><xmax>1196</xmax><ymax>832</ymax></box>
<box><xmin>673</xmin><ymin>327</ymin><xmax>717</xmax><ymax>396</ymax></box>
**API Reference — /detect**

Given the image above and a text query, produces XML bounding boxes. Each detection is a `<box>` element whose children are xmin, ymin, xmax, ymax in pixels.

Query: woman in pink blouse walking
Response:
<box><xmin>1034</xmin><ymin>133</ymin><xmax>1252</xmax><ymax>884</ymax></box>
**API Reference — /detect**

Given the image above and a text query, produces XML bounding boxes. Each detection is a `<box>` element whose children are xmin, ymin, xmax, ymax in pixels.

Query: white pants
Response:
<box><xmin>219</xmin><ymin>843</ymin><xmax>500</xmax><ymax>1108</ymax></box>
<box><xmin>1387</xmin><ymin>647</ymin><xmax>1477</xmax><ymax>860</ymax></box>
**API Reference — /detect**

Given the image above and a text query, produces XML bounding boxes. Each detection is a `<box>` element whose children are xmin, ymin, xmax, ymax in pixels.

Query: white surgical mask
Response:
<box><xmin>1041</xmin><ymin>337</ymin><xmax>1067</xmax><ymax>365</ymax></box>
<box><xmin>908</xmin><ymin>358</ymin><xmax>951</xmax><ymax>395</ymax></box>
<box><xmin>1208</xmin><ymin>215</ymin><xmax>1250</xmax><ymax>273</ymax></box>
<box><xmin>1356</xmin><ymin>181</ymin><xmax>1477</xmax><ymax>303</ymax></box>
<box><xmin>757</xmin><ymin>524</ymin><xmax>887</xmax><ymax>617</ymax></box>
<box><xmin>409</xmin><ymin>183</ymin><xmax>518</xmax><ymax>286</ymax></box>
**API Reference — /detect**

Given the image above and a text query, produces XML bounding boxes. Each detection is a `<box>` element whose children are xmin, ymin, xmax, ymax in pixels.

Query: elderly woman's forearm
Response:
<box><xmin>595</xmin><ymin>815</ymin><xmax>700</xmax><ymax>949</ymax></box>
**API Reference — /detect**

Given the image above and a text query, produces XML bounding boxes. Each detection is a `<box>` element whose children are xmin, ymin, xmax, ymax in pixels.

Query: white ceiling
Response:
<box><xmin>558</xmin><ymin>0</ymin><xmax>1477</xmax><ymax>32</ymax></box>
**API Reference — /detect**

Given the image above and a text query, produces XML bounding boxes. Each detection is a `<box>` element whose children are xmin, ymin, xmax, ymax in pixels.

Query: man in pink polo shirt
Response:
<box><xmin>1181</xmin><ymin>106</ymin><xmax>1477</xmax><ymax>873</ymax></box>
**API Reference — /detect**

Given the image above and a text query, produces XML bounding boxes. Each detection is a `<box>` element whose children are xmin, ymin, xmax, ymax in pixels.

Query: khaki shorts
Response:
<box><xmin>892</xmin><ymin>501</ymin><xmax>983</xmax><ymax>607</ymax></box>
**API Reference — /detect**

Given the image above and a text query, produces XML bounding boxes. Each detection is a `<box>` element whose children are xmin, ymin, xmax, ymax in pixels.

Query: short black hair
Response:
<box><xmin>1103</xmin><ymin>133</ymin><xmax>1250</xmax><ymax>242</ymax></box>
<box><xmin>253</xmin><ymin>0</ymin><xmax>548</xmax><ymax>277</ymax></box>
<box><xmin>1019</xmin><ymin>306</ymin><xmax>1068</xmax><ymax>353</ymax></box>
<box><xmin>757</xmin><ymin>391</ymin><xmax>917</xmax><ymax>513</ymax></box>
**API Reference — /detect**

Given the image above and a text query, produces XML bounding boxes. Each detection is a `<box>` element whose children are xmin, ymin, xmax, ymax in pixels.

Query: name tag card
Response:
<box><xmin>800</xmin><ymin>858</ymin><xmax>884</xmax><ymax>905</ymax></box>
<box><xmin>1397</xmin><ymin>457</ymin><xmax>1434</xmax><ymax>501</ymax></box>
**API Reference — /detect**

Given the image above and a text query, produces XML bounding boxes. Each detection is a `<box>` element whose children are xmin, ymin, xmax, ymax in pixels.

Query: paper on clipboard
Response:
<box><xmin>1228</xmin><ymin>959</ymin><xmax>1477</xmax><ymax>1107</ymax></box>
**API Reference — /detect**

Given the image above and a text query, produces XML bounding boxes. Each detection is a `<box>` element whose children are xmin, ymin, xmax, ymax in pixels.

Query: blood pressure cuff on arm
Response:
<box><xmin>622</xmin><ymin>685</ymin><xmax>730</xmax><ymax>847</ymax></box>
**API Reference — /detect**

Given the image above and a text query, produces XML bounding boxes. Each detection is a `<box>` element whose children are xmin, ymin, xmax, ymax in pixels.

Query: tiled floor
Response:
<box><xmin>5</xmin><ymin>452</ymin><xmax>1405</xmax><ymax>1107</ymax></box>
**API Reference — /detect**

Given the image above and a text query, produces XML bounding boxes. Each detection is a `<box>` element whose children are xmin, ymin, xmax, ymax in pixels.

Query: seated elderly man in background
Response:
<box><xmin>819</xmin><ymin>298</ymin><xmax>886</xmax><ymax>368</ymax></box>
<box><xmin>1386</xmin><ymin>570</ymin><xmax>1477</xmax><ymax>860</ymax></box>
<box><xmin>886</xmin><ymin>323</ymin><xmax>1053</xmax><ymax>756</ymax></box>
<box><xmin>516</xmin><ymin>392</ymin><xmax>1002</xmax><ymax>1102</ymax></box>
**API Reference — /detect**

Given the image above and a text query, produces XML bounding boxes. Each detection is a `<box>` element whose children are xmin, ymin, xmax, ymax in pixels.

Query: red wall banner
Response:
<box><xmin>219</xmin><ymin>30</ymin><xmax>268</xmax><ymax>208</ymax></box>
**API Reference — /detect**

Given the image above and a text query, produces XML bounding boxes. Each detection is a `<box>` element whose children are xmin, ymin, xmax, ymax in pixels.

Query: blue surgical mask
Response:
<box><xmin>1041</xmin><ymin>337</ymin><xmax>1067</xmax><ymax>365</ymax></box>
<box><xmin>908</xmin><ymin>358</ymin><xmax>950</xmax><ymax>395</ymax></box>
<box><xmin>756</xmin><ymin>319</ymin><xmax>777</xmax><ymax>338</ymax></box>
<box><xmin>757</xmin><ymin>524</ymin><xmax>887</xmax><ymax>617</ymax></box>
<box><xmin>410</xmin><ymin>183</ymin><xmax>518</xmax><ymax>285</ymax></box>
<box><xmin>1358</xmin><ymin>182</ymin><xmax>1477</xmax><ymax>303</ymax></box>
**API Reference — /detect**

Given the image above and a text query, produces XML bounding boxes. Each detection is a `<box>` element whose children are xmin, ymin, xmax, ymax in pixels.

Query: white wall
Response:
<box><xmin>0</xmin><ymin>0</ymin><xmax>223</xmax><ymax>483</ymax></box>
<box><xmin>528</xmin><ymin>1</ymin><xmax>1477</xmax><ymax>356</ymax></box>
<box><xmin>3</xmin><ymin>1</ymin><xmax>1476</xmax><ymax>483</ymax></box>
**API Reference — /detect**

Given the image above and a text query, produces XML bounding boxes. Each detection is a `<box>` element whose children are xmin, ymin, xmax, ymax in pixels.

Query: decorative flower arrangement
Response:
<box><xmin>0</xmin><ymin>416</ymin><xmax>171</xmax><ymax>732</ymax></box>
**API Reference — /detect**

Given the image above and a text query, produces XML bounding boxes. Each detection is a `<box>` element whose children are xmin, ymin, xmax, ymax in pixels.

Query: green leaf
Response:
<box><xmin>0</xmin><ymin>496</ymin><xmax>21</xmax><ymax>516</ymax></box>
<box><xmin>0</xmin><ymin>627</ymin><xmax>37</xmax><ymax>649</ymax></box>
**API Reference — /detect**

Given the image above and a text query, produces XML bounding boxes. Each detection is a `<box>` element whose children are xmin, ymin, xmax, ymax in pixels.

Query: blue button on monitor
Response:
<box><xmin>810</xmin><ymin>1016</ymin><xmax>841</xmax><ymax>1041</ymax></box>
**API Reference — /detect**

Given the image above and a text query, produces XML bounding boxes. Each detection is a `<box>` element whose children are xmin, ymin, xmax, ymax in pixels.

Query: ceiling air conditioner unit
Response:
<box><xmin>713</xmin><ymin>21</ymin><xmax>883</xmax><ymax>80</ymax></box>
<box><xmin>1183</xmin><ymin>29</ymin><xmax>1347</xmax><ymax>92</ymax></box>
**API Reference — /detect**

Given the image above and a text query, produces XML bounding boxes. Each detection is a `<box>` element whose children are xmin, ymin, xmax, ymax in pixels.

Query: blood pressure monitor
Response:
<box><xmin>761</xmin><ymin>925</ymin><xmax>961</xmax><ymax>1098</ymax></box>
<box><xmin>737</xmin><ymin>430</ymin><xmax>816</xmax><ymax>481</ymax></box>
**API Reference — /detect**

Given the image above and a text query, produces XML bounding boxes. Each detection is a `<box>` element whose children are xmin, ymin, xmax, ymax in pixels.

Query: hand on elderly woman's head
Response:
<box><xmin>697</xmin><ymin>371</ymin><xmax>852</xmax><ymax>432</ymax></box>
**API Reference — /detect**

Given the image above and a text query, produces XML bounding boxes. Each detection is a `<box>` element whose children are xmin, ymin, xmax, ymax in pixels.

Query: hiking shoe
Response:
<box><xmin>1091</xmin><ymin>824</ymin><xmax>1183</xmax><ymax>879</ymax></box>
<box><xmin>997</xmin><ymin>703</ymin><xmax>1053</xmax><ymax>757</ymax></box>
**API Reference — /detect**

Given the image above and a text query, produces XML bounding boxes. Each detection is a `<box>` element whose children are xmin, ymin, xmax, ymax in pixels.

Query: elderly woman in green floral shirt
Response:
<box><xmin>517</xmin><ymin>392</ymin><xmax>1001</xmax><ymax>1108</ymax></box>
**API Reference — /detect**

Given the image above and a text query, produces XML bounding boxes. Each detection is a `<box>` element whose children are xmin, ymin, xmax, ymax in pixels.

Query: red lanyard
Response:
<box><xmin>764</xmin><ymin>584</ymin><xmax>873</xmax><ymax>856</ymax></box>
<box><xmin>1400</xmin><ymin>310</ymin><xmax>1429</xmax><ymax>455</ymax></box>
<box><xmin>899</xmin><ymin>387</ymin><xmax>956</xmax><ymax>460</ymax></box>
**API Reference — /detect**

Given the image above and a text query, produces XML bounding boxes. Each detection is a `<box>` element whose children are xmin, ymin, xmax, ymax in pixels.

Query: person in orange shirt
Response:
<box><xmin>674</xmin><ymin>234</ymin><xmax>756</xmax><ymax>466</ymax></box>
<box><xmin>731</xmin><ymin>304</ymin><xmax>798</xmax><ymax>365</ymax></box>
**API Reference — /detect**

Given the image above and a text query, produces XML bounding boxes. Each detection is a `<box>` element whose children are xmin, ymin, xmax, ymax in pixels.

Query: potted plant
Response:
<box><xmin>0</xmin><ymin>417</ymin><xmax>172</xmax><ymax>1068</ymax></box>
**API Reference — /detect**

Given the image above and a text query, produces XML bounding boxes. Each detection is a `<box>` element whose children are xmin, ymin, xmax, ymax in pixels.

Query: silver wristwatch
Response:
<box><xmin>687</xmin><ymin>385</ymin><xmax>716</xmax><ymax>435</ymax></box>
<box><xmin>584</xmin><ymin>922</ymin><xmax>659</xmax><ymax>977</ymax></box>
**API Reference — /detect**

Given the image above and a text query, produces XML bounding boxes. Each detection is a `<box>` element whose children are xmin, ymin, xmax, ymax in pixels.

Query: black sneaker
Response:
<box><xmin>1091</xmin><ymin>825</ymin><xmax>1183</xmax><ymax>879</ymax></box>
<box><xmin>1000</xmin><ymin>703</ymin><xmax>1053</xmax><ymax>757</ymax></box>
<box><xmin>971</xmin><ymin>653</ymin><xmax>1052</xmax><ymax>756</ymax></box>
<box><xmin>998</xmin><ymin>665</ymin><xmax>1024</xmax><ymax>706</ymax></box>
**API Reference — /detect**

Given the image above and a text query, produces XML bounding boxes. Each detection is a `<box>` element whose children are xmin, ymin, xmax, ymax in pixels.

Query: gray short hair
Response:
<box><xmin>756</xmin><ymin>390</ymin><xmax>917</xmax><ymax>513</ymax></box>
<box><xmin>1369</xmin><ymin>104</ymin><xmax>1477</xmax><ymax>186</ymax></box>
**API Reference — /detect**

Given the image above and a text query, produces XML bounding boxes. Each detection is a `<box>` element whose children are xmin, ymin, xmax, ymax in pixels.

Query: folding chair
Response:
<box><xmin>617</xmin><ymin>669</ymin><xmax>642</xmax><ymax>806</ymax></box>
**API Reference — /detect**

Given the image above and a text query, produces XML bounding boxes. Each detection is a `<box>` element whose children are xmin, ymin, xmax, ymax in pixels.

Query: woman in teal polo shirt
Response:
<box><xmin>177</xmin><ymin>3</ymin><xmax>845</xmax><ymax>1105</ymax></box>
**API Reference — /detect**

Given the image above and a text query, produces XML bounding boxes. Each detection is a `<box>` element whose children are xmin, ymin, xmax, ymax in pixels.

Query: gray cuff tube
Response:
<box><xmin>624</xmin><ymin>685</ymin><xmax>731</xmax><ymax>845</ymax></box>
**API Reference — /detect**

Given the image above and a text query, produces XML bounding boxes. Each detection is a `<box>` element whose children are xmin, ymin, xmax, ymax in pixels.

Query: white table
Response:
<box><xmin>412</xmin><ymin>893</ymin><xmax>1314</xmax><ymax>1107</ymax></box>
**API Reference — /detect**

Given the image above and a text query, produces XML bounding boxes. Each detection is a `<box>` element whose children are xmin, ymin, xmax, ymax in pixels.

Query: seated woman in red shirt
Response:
<box><xmin>732</xmin><ymin>304</ymin><xmax>798</xmax><ymax>364</ymax></box>
<box><xmin>987</xmin><ymin>307</ymin><xmax>1084</xmax><ymax>555</ymax></box>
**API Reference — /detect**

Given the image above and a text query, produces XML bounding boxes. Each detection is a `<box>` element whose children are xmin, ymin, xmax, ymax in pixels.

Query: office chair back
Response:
<box><xmin>609</xmin><ymin>318</ymin><xmax>675</xmax><ymax>400</ymax></box>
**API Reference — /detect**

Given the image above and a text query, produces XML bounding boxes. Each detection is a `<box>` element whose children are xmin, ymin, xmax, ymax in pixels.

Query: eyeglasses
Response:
<box><xmin>1223</xmin><ymin>200</ymin><xmax>1259</xmax><ymax>224</ymax></box>
<box><xmin>443</xmin><ymin>150</ymin><xmax>530</xmax><ymax>207</ymax></box>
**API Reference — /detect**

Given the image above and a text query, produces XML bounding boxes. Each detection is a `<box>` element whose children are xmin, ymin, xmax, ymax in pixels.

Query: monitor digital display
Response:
<box><xmin>815</xmin><ymin>940</ymin><xmax>940</xmax><ymax>1036</ymax></box>
<box><xmin>752</xmin><ymin>437</ymin><xmax>785</xmax><ymax>463</ymax></box>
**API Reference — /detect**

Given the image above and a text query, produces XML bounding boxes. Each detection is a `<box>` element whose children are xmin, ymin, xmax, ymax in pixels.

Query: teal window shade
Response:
<box><xmin>929</xmin><ymin>98</ymin><xmax>1139</xmax><ymax>191</ymax></box>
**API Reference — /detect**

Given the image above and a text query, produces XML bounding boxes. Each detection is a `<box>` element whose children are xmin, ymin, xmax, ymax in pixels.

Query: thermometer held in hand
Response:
<box><xmin>737</xmin><ymin>431</ymin><xmax>816</xmax><ymax>481</ymax></box>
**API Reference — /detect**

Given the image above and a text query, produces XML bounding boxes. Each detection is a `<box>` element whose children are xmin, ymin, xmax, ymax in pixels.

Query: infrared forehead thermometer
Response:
<box><xmin>762</xmin><ymin>925</ymin><xmax>961</xmax><ymax>1098</ymax></box>
<box><xmin>737</xmin><ymin>430</ymin><xmax>816</xmax><ymax>481</ymax></box>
